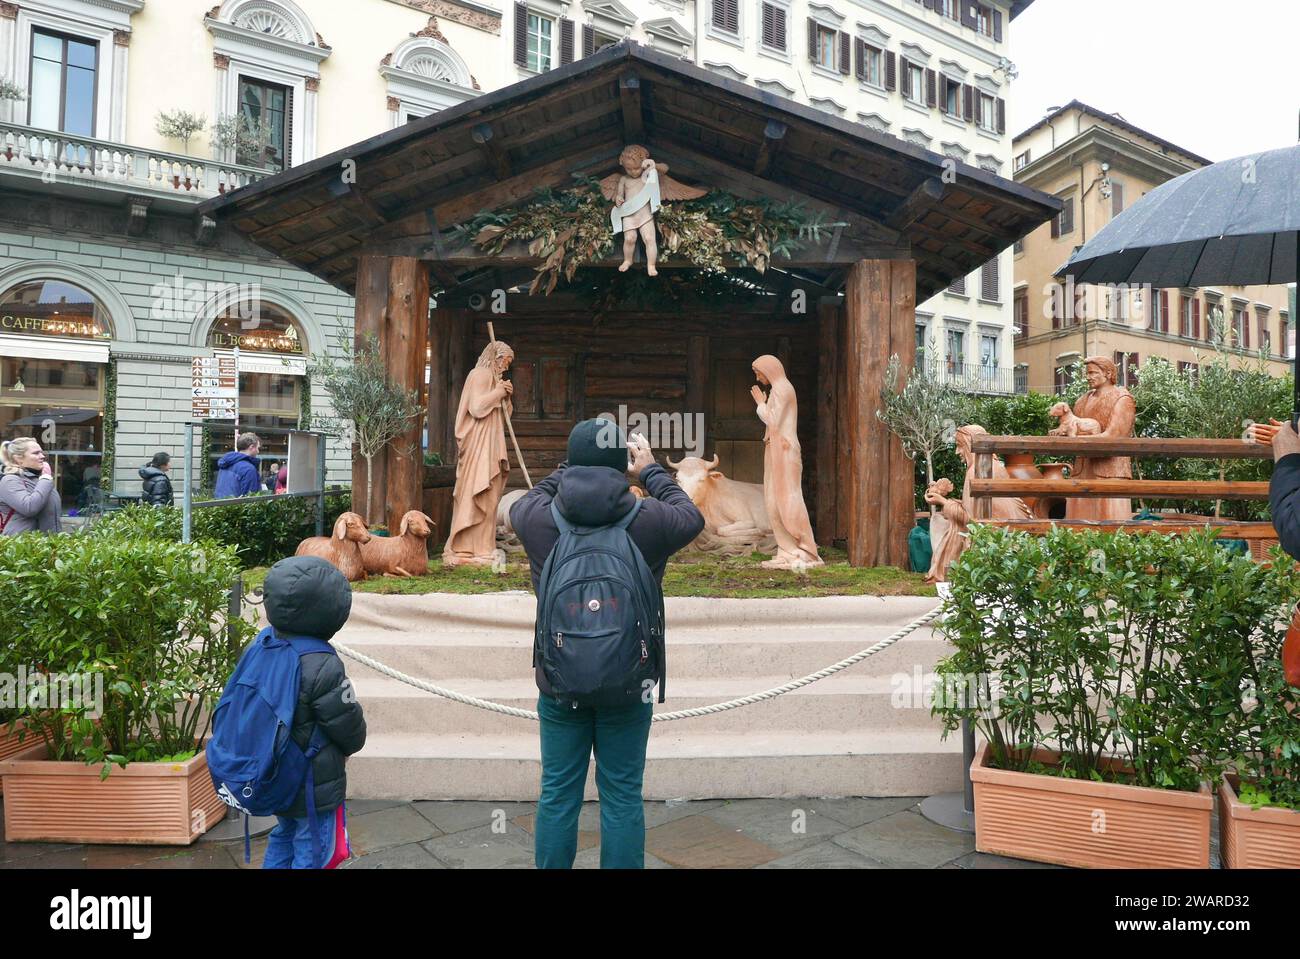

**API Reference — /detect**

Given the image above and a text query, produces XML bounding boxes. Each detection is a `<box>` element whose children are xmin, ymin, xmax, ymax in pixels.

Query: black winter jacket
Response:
<box><xmin>139</xmin><ymin>466</ymin><xmax>174</xmax><ymax>507</ymax></box>
<box><xmin>1270</xmin><ymin>453</ymin><xmax>1300</xmax><ymax>560</ymax></box>
<box><xmin>510</xmin><ymin>462</ymin><xmax>705</xmax><ymax>695</ymax></box>
<box><xmin>262</xmin><ymin>556</ymin><xmax>367</xmax><ymax>818</ymax></box>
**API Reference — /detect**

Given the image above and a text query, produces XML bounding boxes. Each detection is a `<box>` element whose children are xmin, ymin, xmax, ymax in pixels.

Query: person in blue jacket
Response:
<box><xmin>214</xmin><ymin>433</ymin><xmax>263</xmax><ymax>497</ymax></box>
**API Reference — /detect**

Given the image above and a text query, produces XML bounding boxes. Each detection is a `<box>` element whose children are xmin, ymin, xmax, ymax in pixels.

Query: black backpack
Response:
<box><xmin>534</xmin><ymin>499</ymin><xmax>665</xmax><ymax>706</ymax></box>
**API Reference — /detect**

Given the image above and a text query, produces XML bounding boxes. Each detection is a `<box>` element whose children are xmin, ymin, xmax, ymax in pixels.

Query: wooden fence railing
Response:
<box><xmin>969</xmin><ymin>435</ymin><xmax>1277</xmax><ymax>542</ymax></box>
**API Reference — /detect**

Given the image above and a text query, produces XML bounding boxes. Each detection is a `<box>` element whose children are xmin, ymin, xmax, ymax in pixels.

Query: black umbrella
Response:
<box><xmin>1057</xmin><ymin>143</ymin><xmax>1299</xmax><ymax>404</ymax></box>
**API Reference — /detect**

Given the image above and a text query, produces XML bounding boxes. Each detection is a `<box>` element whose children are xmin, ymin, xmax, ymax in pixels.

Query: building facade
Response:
<box><xmin>1012</xmin><ymin>101</ymin><xmax>1293</xmax><ymax>395</ymax></box>
<box><xmin>0</xmin><ymin>0</ymin><xmax>1031</xmax><ymax>508</ymax></box>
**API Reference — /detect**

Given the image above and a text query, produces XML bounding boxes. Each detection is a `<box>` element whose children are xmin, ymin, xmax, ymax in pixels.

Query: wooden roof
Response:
<box><xmin>198</xmin><ymin>42</ymin><xmax>1060</xmax><ymax>301</ymax></box>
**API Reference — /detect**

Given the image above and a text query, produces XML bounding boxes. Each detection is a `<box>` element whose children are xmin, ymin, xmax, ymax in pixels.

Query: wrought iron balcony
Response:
<box><xmin>0</xmin><ymin>121</ymin><xmax>270</xmax><ymax>205</ymax></box>
<box><xmin>917</xmin><ymin>357</ymin><xmax>1027</xmax><ymax>395</ymax></box>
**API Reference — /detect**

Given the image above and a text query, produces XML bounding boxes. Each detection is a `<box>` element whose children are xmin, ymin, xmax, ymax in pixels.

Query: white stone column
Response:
<box><xmin>111</xmin><ymin>30</ymin><xmax>131</xmax><ymax>142</ymax></box>
<box><xmin>213</xmin><ymin>54</ymin><xmax>230</xmax><ymax>162</ymax></box>
<box><xmin>0</xmin><ymin>3</ymin><xmax>18</xmax><ymax>125</ymax></box>
<box><xmin>303</xmin><ymin>76</ymin><xmax>319</xmax><ymax>162</ymax></box>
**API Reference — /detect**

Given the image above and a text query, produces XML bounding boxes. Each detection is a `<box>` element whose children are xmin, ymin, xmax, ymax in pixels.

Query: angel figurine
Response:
<box><xmin>600</xmin><ymin>144</ymin><xmax>707</xmax><ymax>276</ymax></box>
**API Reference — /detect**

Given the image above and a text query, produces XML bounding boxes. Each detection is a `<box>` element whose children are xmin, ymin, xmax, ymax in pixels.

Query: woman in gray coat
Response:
<box><xmin>0</xmin><ymin>437</ymin><xmax>63</xmax><ymax>535</ymax></box>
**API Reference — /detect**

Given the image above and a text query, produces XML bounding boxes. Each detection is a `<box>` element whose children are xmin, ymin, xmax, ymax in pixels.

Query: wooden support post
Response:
<box><xmin>815</xmin><ymin>299</ymin><xmax>839</xmax><ymax>544</ymax></box>
<box><xmin>383</xmin><ymin>256</ymin><xmax>429</xmax><ymax>533</ymax></box>
<box><xmin>843</xmin><ymin>258</ymin><xmax>916</xmax><ymax>568</ymax></box>
<box><xmin>686</xmin><ymin>335</ymin><xmax>709</xmax><ymax>458</ymax></box>
<box><xmin>352</xmin><ymin>255</ymin><xmax>390</xmax><ymax>525</ymax></box>
<box><xmin>974</xmin><ymin>452</ymin><xmax>993</xmax><ymax>520</ymax></box>
<box><xmin>445</xmin><ymin>309</ymin><xmax>472</xmax><ymax>462</ymax></box>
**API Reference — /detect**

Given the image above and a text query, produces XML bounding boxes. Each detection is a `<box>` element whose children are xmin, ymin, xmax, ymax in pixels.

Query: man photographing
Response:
<box><xmin>1256</xmin><ymin>417</ymin><xmax>1300</xmax><ymax>686</ymax></box>
<box><xmin>510</xmin><ymin>418</ymin><xmax>704</xmax><ymax>869</ymax></box>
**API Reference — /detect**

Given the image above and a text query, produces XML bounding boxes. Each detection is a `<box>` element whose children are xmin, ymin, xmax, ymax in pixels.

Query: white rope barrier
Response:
<box><xmin>334</xmin><ymin>602</ymin><xmax>945</xmax><ymax>722</ymax></box>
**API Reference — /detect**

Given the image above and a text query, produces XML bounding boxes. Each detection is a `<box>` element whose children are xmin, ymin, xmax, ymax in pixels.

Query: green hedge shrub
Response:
<box><xmin>89</xmin><ymin>489</ymin><xmax>352</xmax><ymax>569</ymax></box>
<box><xmin>933</xmin><ymin>525</ymin><xmax>1300</xmax><ymax>796</ymax></box>
<box><xmin>0</xmin><ymin>532</ymin><xmax>255</xmax><ymax>776</ymax></box>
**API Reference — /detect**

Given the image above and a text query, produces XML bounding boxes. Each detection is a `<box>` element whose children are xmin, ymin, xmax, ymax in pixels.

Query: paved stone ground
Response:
<box><xmin>0</xmin><ymin>796</ymin><xmax>1058</xmax><ymax>869</ymax></box>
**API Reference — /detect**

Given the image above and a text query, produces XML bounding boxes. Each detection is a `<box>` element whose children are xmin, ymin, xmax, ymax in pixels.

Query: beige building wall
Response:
<box><xmin>1013</xmin><ymin>103</ymin><xmax>1292</xmax><ymax>395</ymax></box>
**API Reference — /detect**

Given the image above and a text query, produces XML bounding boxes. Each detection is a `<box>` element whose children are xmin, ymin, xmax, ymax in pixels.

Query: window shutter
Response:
<box><xmin>838</xmin><ymin>30</ymin><xmax>850</xmax><ymax>74</ymax></box>
<box><xmin>582</xmin><ymin>23</ymin><xmax>595</xmax><ymax>57</ymax></box>
<box><xmin>514</xmin><ymin>2</ymin><xmax>528</xmax><ymax>66</ymax></box>
<box><xmin>283</xmin><ymin>88</ymin><xmax>293</xmax><ymax>167</ymax></box>
<box><xmin>558</xmin><ymin>17</ymin><xmax>574</xmax><ymax>64</ymax></box>
<box><xmin>854</xmin><ymin>38</ymin><xmax>865</xmax><ymax>80</ymax></box>
<box><xmin>764</xmin><ymin>3</ymin><xmax>788</xmax><ymax>50</ymax></box>
<box><xmin>995</xmin><ymin>97</ymin><xmax>1005</xmax><ymax>134</ymax></box>
<box><xmin>1111</xmin><ymin>181</ymin><xmax>1124</xmax><ymax>217</ymax></box>
<box><xmin>981</xmin><ymin>257</ymin><xmax>999</xmax><ymax>302</ymax></box>
<box><xmin>960</xmin><ymin>1</ymin><xmax>977</xmax><ymax>28</ymax></box>
<box><xmin>962</xmin><ymin>84</ymin><xmax>974</xmax><ymax>122</ymax></box>
<box><xmin>993</xmin><ymin>9</ymin><xmax>1003</xmax><ymax>41</ymax></box>
<box><xmin>899</xmin><ymin>58</ymin><xmax>911</xmax><ymax>98</ymax></box>
<box><xmin>1243</xmin><ymin>309</ymin><xmax>1251</xmax><ymax>349</ymax></box>
<box><xmin>1050</xmin><ymin>211</ymin><xmax>1060</xmax><ymax>239</ymax></box>
<box><xmin>1193</xmin><ymin>297</ymin><xmax>1201</xmax><ymax>339</ymax></box>
<box><xmin>884</xmin><ymin>50</ymin><xmax>896</xmax><ymax>90</ymax></box>
<box><xmin>807</xmin><ymin>17</ymin><xmax>817</xmax><ymax>61</ymax></box>
<box><xmin>1051</xmin><ymin>285</ymin><xmax>1061</xmax><ymax>328</ymax></box>
<box><xmin>1060</xmin><ymin>197</ymin><xmax>1073</xmax><ymax>234</ymax></box>
<box><xmin>1160</xmin><ymin>291</ymin><xmax>1169</xmax><ymax>333</ymax></box>
<box><xmin>925</xmin><ymin>69</ymin><xmax>936</xmax><ymax>107</ymax></box>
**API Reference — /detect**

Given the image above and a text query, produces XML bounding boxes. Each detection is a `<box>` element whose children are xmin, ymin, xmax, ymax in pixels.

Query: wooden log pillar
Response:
<box><xmin>352</xmin><ymin>255</ymin><xmax>389</xmax><ymax>525</ymax></box>
<box><xmin>383</xmin><ymin>256</ymin><xmax>429</xmax><ymax>533</ymax></box>
<box><xmin>444</xmin><ymin>309</ymin><xmax>472</xmax><ymax>462</ymax></box>
<box><xmin>815</xmin><ymin>298</ymin><xmax>840</xmax><ymax>544</ymax></box>
<box><xmin>427</xmin><ymin>304</ymin><xmax>450</xmax><ymax>464</ymax></box>
<box><xmin>843</xmin><ymin>258</ymin><xmax>916</xmax><ymax>568</ymax></box>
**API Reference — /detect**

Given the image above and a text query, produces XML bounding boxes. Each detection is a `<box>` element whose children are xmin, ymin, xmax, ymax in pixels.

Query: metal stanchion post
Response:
<box><xmin>919</xmin><ymin>596</ymin><xmax>976</xmax><ymax>833</ymax></box>
<box><xmin>182</xmin><ymin>423</ymin><xmax>193</xmax><ymax>544</ymax></box>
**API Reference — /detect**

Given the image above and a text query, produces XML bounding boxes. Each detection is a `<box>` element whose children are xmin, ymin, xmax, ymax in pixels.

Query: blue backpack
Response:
<box><xmin>208</xmin><ymin>626</ymin><xmax>334</xmax><ymax>866</ymax></box>
<box><xmin>534</xmin><ymin>499</ymin><xmax>665</xmax><ymax>707</ymax></box>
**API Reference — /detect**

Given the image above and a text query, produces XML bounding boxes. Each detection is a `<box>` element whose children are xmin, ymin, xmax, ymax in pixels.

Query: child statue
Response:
<box><xmin>601</xmin><ymin>144</ymin><xmax>707</xmax><ymax>276</ymax></box>
<box><xmin>924</xmin><ymin>478</ymin><xmax>968</xmax><ymax>584</ymax></box>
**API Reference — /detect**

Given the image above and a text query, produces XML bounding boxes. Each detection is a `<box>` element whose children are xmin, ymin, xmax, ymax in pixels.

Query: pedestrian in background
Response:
<box><xmin>0</xmin><ymin>437</ymin><xmax>62</xmax><ymax>535</ymax></box>
<box><xmin>139</xmin><ymin>452</ymin><xmax>174</xmax><ymax>507</ymax></box>
<box><xmin>214</xmin><ymin>432</ymin><xmax>262</xmax><ymax>498</ymax></box>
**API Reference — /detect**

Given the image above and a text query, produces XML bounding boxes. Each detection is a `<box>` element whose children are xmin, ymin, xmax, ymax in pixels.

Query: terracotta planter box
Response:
<box><xmin>0</xmin><ymin>718</ymin><xmax>35</xmax><ymax>795</ymax></box>
<box><xmin>0</xmin><ymin>743</ymin><xmax>225</xmax><ymax>845</ymax></box>
<box><xmin>970</xmin><ymin>742</ymin><xmax>1212</xmax><ymax>869</ymax></box>
<box><xmin>1219</xmin><ymin>775</ymin><xmax>1300</xmax><ymax>868</ymax></box>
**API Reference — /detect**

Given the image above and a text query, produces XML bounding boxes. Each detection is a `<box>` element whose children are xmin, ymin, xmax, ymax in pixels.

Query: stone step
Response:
<box><xmin>335</xmin><ymin>629</ymin><xmax>950</xmax><ymax>683</ymax></box>
<box><xmin>349</xmin><ymin>674</ymin><xmax>945</xmax><ymax>735</ymax></box>
<box><xmin>346</xmin><ymin>729</ymin><xmax>965</xmax><ymax>801</ymax></box>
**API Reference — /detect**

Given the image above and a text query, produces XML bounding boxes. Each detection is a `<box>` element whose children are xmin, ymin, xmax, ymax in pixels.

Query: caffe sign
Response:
<box><xmin>0</xmin><ymin>313</ymin><xmax>110</xmax><ymax>340</ymax></box>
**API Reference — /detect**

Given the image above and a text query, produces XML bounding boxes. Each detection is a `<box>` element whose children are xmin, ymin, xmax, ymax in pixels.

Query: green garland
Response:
<box><xmin>299</xmin><ymin>366</ymin><xmax>312</xmax><ymax>430</ymax></box>
<box><xmin>458</xmin><ymin>180</ymin><xmax>840</xmax><ymax>295</ymax></box>
<box><xmin>100</xmin><ymin>359</ymin><xmax>116</xmax><ymax>492</ymax></box>
<box><xmin>200</xmin><ymin>425</ymin><xmax>214</xmax><ymax>495</ymax></box>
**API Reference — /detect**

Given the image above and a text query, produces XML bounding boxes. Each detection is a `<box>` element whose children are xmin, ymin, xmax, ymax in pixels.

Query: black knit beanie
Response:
<box><xmin>566</xmin><ymin>418</ymin><xmax>629</xmax><ymax>472</ymax></box>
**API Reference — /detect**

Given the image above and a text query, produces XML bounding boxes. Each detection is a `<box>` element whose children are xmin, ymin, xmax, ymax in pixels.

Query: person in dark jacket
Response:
<box><xmin>213</xmin><ymin>433</ymin><xmax>262</xmax><ymax>498</ymax></box>
<box><xmin>260</xmin><ymin>555</ymin><xmax>367</xmax><ymax>869</ymax></box>
<box><xmin>511</xmin><ymin>419</ymin><xmax>704</xmax><ymax>869</ymax></box>
<box><xmin>1267</xmin><ymin>417</ymin><xmax>1300</xmax><ymax>559</ymax></box>
<box><xmin>139</xmin><ymin>452</ymin><xmax>174</xmax><ymax>507</ymax></box>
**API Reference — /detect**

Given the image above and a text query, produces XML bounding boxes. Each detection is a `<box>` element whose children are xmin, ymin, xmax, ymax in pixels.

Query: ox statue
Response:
<box><xmin>666</xmin><ymin>455</ymin><xmax>776</xmax><ymax>555</ymax></box>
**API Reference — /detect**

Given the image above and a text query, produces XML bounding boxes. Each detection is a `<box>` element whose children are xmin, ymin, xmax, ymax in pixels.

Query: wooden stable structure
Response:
<box><xmin>970</xmin><ymin>435</ymin><xmax>1280</xmax><ymax>554</ymax></box>
<box><xmin>199</xmin><ymin>42</ymin><xmax>1058</xmax><ymax>567</ymax></box>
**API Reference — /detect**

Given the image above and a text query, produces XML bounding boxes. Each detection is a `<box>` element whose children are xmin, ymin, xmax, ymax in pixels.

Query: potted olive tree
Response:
<box><xmin>0</xmin><ymin>531</ymin><xmax>254</xmax><ymax>844</ymax></box>
<box><xmin>933</xmin><ymin>525</ymin><xmax>1300</xmax><ymax>868</ymax></box>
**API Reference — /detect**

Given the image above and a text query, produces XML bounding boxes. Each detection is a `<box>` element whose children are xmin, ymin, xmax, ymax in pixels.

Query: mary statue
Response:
<box><xmin>443</xmin><ymin>341</ymin><xmax>514</xmax><ymax>567</ymax></box>
<box><xmin>751</xmin><ymin>354</ymin><xmax>822</xmax><ymax>569</ymax></box>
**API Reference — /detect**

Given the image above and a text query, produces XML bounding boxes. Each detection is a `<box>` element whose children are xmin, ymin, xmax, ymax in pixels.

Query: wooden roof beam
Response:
<box><xmin>471</xmin><ymin>123</ymin><xmax>512</xmax><ymax>180</ymax></box>
<box><xmin>753</xmin><ymin>120</ymin><xmax>786</xmax><ymax>176</ymax></box>
<box><xmin>886</xmin><ymin>177</ymin><xmax>945</xmax><ymax>232</ymax></box>
<box><xmin>620</xmin><ymin>74</ymin><xmax>644</xmax><ymax>142</ymax></box>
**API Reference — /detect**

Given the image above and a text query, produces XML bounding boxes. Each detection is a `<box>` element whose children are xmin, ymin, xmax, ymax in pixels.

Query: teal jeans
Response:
<box><xmin>535</xmin><ymin>694</ymin><xmax>653</xmax><ymax>869</ymax></box>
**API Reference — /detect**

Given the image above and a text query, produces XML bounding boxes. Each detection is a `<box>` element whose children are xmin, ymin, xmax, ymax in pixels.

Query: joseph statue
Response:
<box><xmin>443</xmin><ymin>340</ymin><xmax>514</xmax><ymax>566</ymax></box>
<box><xmin>1064</xmin><ymin>355</ymin><xmax>1137</xmax><ymax>522</ymax></box>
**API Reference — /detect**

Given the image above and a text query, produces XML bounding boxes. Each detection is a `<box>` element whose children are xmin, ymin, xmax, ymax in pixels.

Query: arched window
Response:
<box><xmin>203</xmin><ymin>297</ymin><xmax>307</xmax><ymax>484</ymax></box>
<box><xmin>206</xmin><ymin>0</ymin><xmax>330</xmax><ymax>171</ymax></box>
<box><xmin>0</xmin><ymin>278</ymin><xmax>114</xmax><ymax>512</ymax></box>
<box><xmin>382</xmin><ymin>29</ymin><xmax>477</xmax><ymax>127</ymax></box>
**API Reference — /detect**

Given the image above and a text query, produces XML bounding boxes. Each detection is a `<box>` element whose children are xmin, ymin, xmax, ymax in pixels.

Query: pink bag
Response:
<box><xmin>323</xmin><ymin>804</ymin><xmax>352</xmax><ymax>869</ymax></box>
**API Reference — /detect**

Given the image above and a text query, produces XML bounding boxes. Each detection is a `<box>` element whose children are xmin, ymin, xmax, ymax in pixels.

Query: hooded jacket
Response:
<box><xmin>263</xmin><ymin>556</ymin><xmax>367</xmax><ymax>818</ymax></box>
<box><xmin>510</xmin><ymin>462</ymin><xmax>705</xmax><ymax>696</ymax></box>
<box><xmin>0</xmin><ymin>469</ymin><xmax>62</xmax><ymax>535</ymax></box>
<box><xmin>1271</xmin><ymin>453</ymin><xmax>1300</xmax><ymax>559</ymax></box>
<box><xmin>139</xmin><ymin>465</ymin><xmax>174</xmax><ymax>507</ymax></box>
<box><xmin>213</xmin><ymin>450</ymin><xmax>261</xmax><ymax>498</ymax></box>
